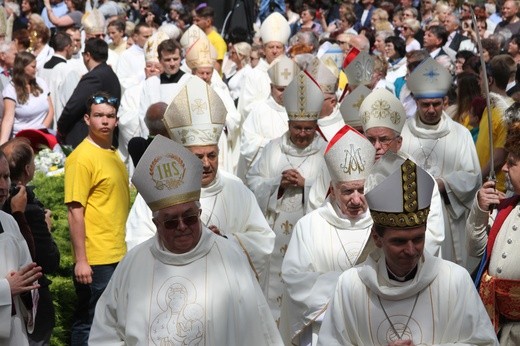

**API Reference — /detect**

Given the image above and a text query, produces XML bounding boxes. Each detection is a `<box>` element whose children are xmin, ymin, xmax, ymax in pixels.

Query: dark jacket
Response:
<box><xmin>57</xmin><ymin>62</ymin><xmax>121</xmax><ymax>148</ymax></box>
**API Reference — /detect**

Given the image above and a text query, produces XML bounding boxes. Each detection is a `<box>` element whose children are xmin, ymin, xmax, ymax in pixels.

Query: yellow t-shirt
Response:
<box><xmin>65</xmin><ymin>139</ymin><xmax>130</xmax><ymax>265</ymax></box>
<box><xmin>476</xmin><ymin>104</ymin><xmax>510</xmax><ymax>192</ymax></box>
<box><xmin>207</xmin><ymin>29</ymin><xmax>227</xmax><ymax>61</ymax></box>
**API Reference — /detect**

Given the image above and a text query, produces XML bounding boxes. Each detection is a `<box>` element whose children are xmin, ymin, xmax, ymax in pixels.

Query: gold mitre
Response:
<box><xmin>340</xmin><ymin>85</ymin><xmax>371</xmax><ymax>129</ymax></box>
<box><xmin>260</xmin><ymin>12</ymin><xmax>290</xmax><ymax>45</ymax></box>
<box><xmin>131</xmin><ymin>135</ymin><xmax>202</xmax><ymax>212</ymax></box>
<box><xmin>267</xmin><ymin>55</ymin><xmax>300</xmax><ymax>87</ymax></box>
<box><xmin>365</xmin><ymin>151</ymin><xmax>434</xmax><ymax>228</ymax></box>
<box><xmin>180</xmin><ymin>24</ymin><xmax>206</xmax><ymax>49</ymax></box>
<box><xmin>407</xmin><ymin>57</ymin><xmax>452</xmax><ymax>99</ymax></box>
<box><xmin>283</xmin><ymin>71</ymin><xmax>324</xmax><ymax>121</ymax></box>
<box><xmin>360</xmin><ymin>88</ymin><xmax>406</xmax><ymax>134</ymax></box>
<box><xmin>343</xmin><ymin>51</ymin><xmax>374</xmax><ymax>87</ymax></box>
<box><xmin>185</xmin><ymin>36</ymin><xmax>216</xmax><ymax>70</ymax></box>
<box><xmin>82</xmin><ymin>9</ymin><xmax>105</xmax><ymax>35</ymax></box>
<box><xmin>163</xmin><ymin>76</ymin><xmax>226</xmax><ymax>146</ymax></box>
<box><xmin>144</xmin><ymin>31</ymin><xmax>169</xmax><ymax>63</ymax></box>
<box><xmin>305</xmin><ymin>56</ymin><xmax>339</xmax><ymax>94</ymax></box>
<box><xmin>325</xmin><ymin>125</ymin><xmax>375</xmax><ymax>183</ymax></box>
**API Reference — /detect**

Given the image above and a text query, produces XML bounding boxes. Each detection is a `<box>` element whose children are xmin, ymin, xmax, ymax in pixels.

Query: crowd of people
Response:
<box><xmin>1</xmin><ymin>0</ymin><xmax>520</xmax><ymax>344</ymax></box>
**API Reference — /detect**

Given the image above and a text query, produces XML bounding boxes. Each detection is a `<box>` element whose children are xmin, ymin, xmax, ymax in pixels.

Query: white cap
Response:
<box><xmin>267</xmin><ymin>56</ymin><xmax>300</xmax><ymax>87</ymax></box>
<box><xmin>163</xmin><ymin>76</ymin><xmax>226</xmax><ymax>146</ymax></box>
<box><xmin>260</xmin><ymin>12</ymin><xmax>291</xmax><ymax>45</ymax></box>
<box><xmin>365</xmin><ymin>151</ymin><xmax>434</xmax><ymax>228</ymax></box>
<box><xmin>158</xmin><ymin>23</ymin><xmax>182</xmax><ymax>41</ymax></box>
<box><xmin>305</xmin><ymin>56</ymin><xmax>339</xmax><ymax>93</ymax></box>
<box><xmin>325</xmin><ymin>125</ymin><xmax>376</xmax><ymax>183</ymax></box>
<box><xmin>343</xmin><ymin>51</ymin><xmax>374</xmax><ymax>87</ymax></box>
<box><xmin>180</xmin><ymin>24</ymin><xmax>206</xmax><ymax>49</ymax></box>
<box><xmin>131</xmin><ymin>135</ymin><xmax>202</xmax><ymax>212</ymax></box>
<box><xmin>407</xmin><ymin>57</ymin><xmax>452</xmax><ymax>99</ymax></box>
<box><xmin>360</xmin><ymin>89</ymin><xmax>406</xmax><ymax>134</ymax></box>
<box><xmin>283</xmin><ymin>71</ymin><xmax>324</xmax><ymax>121</ymax></box>
<box><xmin>82</xmin><ymin>9</ymin><xmax>105</xmax><ymax>35</ymax></box>
<box><xmin>339</xmin><ymin>85</ymin><xmax>371</xmax><ymax>129</ymax></box>
<box><xmin>185</xmin><ymin>36</ymin><xmax>217</xmax><ymax>69</ymax></box>
<box><xmin>144</xmin><ymin>31</ymin><xmax>169</xmax><ymax>63</ymax></box>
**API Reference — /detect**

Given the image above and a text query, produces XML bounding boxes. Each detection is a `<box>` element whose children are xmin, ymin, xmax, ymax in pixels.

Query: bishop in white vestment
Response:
<box><xmin>247</xmin><ymin>71</ymin><xmax>328</xmax><ymax>323</ymax></box>
<box><xmin>279</xmin><ymin>126</ymin><xmax>377</xmax><ymax>346</ymax></box>
<box><xmin>90</xmin><ymin>136</ymin><xmax>282</xmax><ymax>345</ymax></box>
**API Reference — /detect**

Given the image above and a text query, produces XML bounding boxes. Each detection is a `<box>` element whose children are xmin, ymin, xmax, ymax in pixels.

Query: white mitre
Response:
<box><xmin>159</xmin><ymin>23</ymin><xmax>182</xmax><ymax>40</ymax></box>
<box><xmin>360</xmin><ymin>88</ymin><xmax>406</xmax><ymax>134</ymax></box>
<box><xmin>283</xmin><ymin>71</ymin><xmax>324</xmax><ymax>121</ymax></box>
<box><xmin>305</xmin><ymin>56</ymin><xmax>339</xmax><ymax>93</ymax></box>
<box><xmin>407</xmin><ymin>57</ymin><xmax>452</xmax><ymax>99</ymax></box>
<box><xmin>320</xmin><ymin>43</ymin><xmax>343</xmax><ymax>70</ymax></box>
<box><xmin>365</xmin><ymin>151</ymin><xmax>434</xmax><ymax>228</ymax></box>
<box><xmin>340</xmin><ymin>85</ymin><xmax>371</xmax><ymax>129</ymax></box>
<box><xmin>324</xmin><ymin>125</ymin><xmax>375</xmax><ymax>183</ymax></box>
<box><xmin>180</xmin><ymin>24</ymin><xmax>206</xmax><ymax>49</ymax></box>
<box><xmin>260</xmin><ymin>12</ymin><xmax>290</xmax><ymax>45</ymax></box>
<box><xmin>185</xmin><ymin>36</ymin><xmax>216</xmax><ymax>70</ymax></box>
<box><xmin>267</xmin><ymin>55</ymin><xmax>300</xmax><ymax>87</ymax></box>
<box><xmin>163</xmin><ymin>76</ymin><xmax>226</xmax><ymax>146</ymax></box>
<box><xmin>144</xmin><ymin>31</ymin><xmax>169</xmax><ymax>63</ymax></box>
<box><xmin>82</xmin><ymin>9</ymin><xmax>105</xmax><ymax>35</ymax></box>
<box><xmin>131</xmin><ymin>135</ymin><xmax>203</xmax><ymax>212</ymax></box>
<box><xmin>343</xmin><ymin>51</ymin><xmax>374</xmax><ymax>88</ymax></box>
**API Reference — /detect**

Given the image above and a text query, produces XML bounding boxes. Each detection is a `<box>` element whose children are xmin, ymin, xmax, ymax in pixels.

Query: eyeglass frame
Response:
<box><xmin>159</xmin><ymin>210</ymin><xmax>201</xmax><ymax>230</ymax></box>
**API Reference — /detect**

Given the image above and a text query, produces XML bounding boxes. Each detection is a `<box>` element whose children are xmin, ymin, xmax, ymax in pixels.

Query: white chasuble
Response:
<box><xmin>317</xmin><ymin>250</ymin><xmax>499</xmax><ymax>346</ymax></box>
<box><xmin>401</xmin><ymin>113</ymin><xmax>481</xmax><ymax>270</ymax></box>
<box><xmin>246</xmin><ymin>132</ymin><xmax>328</xmax><ymax>323</ymax></box>
<box><xmin>90</xmin><ymin>229</ymin><xmax>283</xmax><ymax>345</ymax></box>
<box><xmin>279</xmin><ymin>198</ymin><xmax>375</xmax><ymax>346</ymax></box>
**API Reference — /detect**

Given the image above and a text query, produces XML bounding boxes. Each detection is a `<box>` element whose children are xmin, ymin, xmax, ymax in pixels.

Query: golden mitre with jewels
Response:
<box><xmin>365</xmin><ymin>151</ymin><xmax>434</xmax><ymax>228</ymax></box>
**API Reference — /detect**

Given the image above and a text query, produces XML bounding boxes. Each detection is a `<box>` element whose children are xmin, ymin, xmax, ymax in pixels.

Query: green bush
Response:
<box><xmin>31</xmin><ymin>172</ymin><xmax>137</xmax><ymax>344</ymax></box>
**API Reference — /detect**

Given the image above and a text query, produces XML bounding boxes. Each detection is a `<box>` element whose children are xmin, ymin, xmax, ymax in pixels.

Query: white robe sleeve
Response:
<box><xmin>307</xmin><ymin>169</ymin><xmax>331</xmax><ymax>212</ymax></box>
<box><xmin>279</xmin><ymin>218</ymin><xmax>341</xmax><ymax>344</ymax></box>
<box><xmin>425</xmin><ymin>180</ymin><xmax>445</xmax><ymax>257</ymax></box>
<box><xmin>237</xmin><ymin>65</ymin><xmax>271</xmax><ymax>119</ymax></box>
<box><xmin>465</xmin><ymin>194</ymin><xmax>493</xmax><ymax>258</ymax></box>
<box><xmin>0</xmin><ymin>278</ymin><xmax>12</xmax><ymax>338</ymax></box>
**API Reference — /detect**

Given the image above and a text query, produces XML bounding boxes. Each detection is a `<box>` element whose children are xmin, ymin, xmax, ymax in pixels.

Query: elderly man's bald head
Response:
<box><xmin>350</xmin><ymin>35</ymin><xmax>370</xmax><ymax>52</ymax></box>
<box><xmin>145</xmin><ymin>102</ymin><xmax>168</xmax><ymax>137</ymax></box>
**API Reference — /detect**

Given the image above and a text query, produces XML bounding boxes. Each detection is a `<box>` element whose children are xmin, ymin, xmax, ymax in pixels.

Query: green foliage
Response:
<box><xmin>32</xmin><ymin>173</ymin><xmax>73</xmax><ymax>344</ymax></box>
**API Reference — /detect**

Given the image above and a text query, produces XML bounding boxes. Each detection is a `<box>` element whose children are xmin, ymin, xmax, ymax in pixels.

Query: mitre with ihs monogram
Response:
<box><xmin>359</xmin><ymin>88</ymin><xmax>406</xmax><ymax>135</ymax></box>
<box><xmin>132</xmin><ymin>135</ymin><xmax>203</xmax><ymax>212</ymax></box>
<box><xmin>324</xmin><ymin>125</ymin><xmax>375</xmax><ymax>183</ymax></box>
<box><xmin>162</xmin><ymin>76</ymin><xmax>226</xmax><ymax>147</ymax></box>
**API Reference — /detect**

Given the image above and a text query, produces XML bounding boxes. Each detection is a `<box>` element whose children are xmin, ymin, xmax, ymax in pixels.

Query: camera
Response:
<box><xmin>9</xmin><ymin>184</ymin><xmax>20</xmax><ymax>198</ymax></box>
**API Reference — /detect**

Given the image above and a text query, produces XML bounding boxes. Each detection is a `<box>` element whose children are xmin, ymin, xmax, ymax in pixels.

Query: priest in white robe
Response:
<box><xmin>401</xmin><ymin>58</ymin><xmax>482</xmax><ymax>270</ymax></box>
<box><xmin>279</xmin><ymin>125</ymin><xmax>377</xmax><ymax>346</ymax></box>
<box><xmin>237</xmin><ymin>13</ymin><xmax>291</xmax><ymax>119</ymax></box>
<box><xmin>239</xmin><ymin>56</ymin><xmax>299</xmax><ymax>178</ymax></box>
<box><xmin>125</xmin><ymin>77</ymin><xmax>275</xmax><ymax>292</ymax></box>
<box><xmin>247</xmin><ymin>71</ymin><xmax>328</xmax><ymax>323</ymax></box>
<box><xmin>317</xmin><ymin>153</ymin><xmax>498</xmax><ymax>346</ymax></box>
<box><xmin>89</xmin><ymin>136</ymin><xmax>282</xmax><ymax>345</ymax></box>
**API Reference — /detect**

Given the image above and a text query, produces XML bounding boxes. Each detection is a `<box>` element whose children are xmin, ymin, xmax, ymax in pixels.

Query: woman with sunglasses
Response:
<box><xmin>401</xmin><ymin>18</ymin><xmax>421</xmax><ymax>52</ymax></box>
<box><xmin>0</xmin><ymin>52</ymin><xmax>53</xmax><ymax>144</ymax></box>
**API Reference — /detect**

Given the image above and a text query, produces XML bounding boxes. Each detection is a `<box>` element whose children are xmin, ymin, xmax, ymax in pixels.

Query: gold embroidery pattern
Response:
<box><xmin>340</xmin><ymin>144</ymin><xmax>366</xmax><ymax>175</ymax></box>
<box><xmin>150</xmin><ymin>154</ymin><xmax>186</xmax><ymax>190</ymax></box>
<box><xmin>281</xmin><ymin>220</ymin><xmax>293</xmax><ymax>235</ymax></box>
<box><xmin>402</xmin><ymin>160</ymin><xmax>418</xmax><ymax>213</ymax></box>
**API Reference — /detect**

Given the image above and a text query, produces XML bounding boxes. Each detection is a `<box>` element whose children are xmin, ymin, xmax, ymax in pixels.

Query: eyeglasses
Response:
<box><xmin>290</xmin><ymin>125</ymin><xmax>315</xmax><ymax>134</ymax></box>
<box><xmin>366</xmin><ymin>136</ymin><xmax>399</xmax><ymax>146</ymax></box>
<box><xmin>90</xmin><ymin>95</ymin><xmax>119</xmax><ymax>108</ymax></box>
<box><xmin>161</xmin><ymin>212</ymin><xmax>199</xmax><ymax>229</ymax></box>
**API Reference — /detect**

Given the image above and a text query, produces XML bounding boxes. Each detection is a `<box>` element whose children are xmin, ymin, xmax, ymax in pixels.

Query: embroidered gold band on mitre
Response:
<box><xmin>167</xmin><ymin>126</ymin><xmax>223</xmax><ymax>147</ymax></box>
<box><xmin>148</xmin><ymin>191</ymin><xmax>201</xmax><ymax>212</ymax></box>
<box><xmin>287</xmin><ymin>112</ymin><xmax>320</xmax><ymax>121</ymax></box>
<box><xmin>370</xmin><ymin>207</ymin><xmax>430</xmax><ymax>228</ymax></box>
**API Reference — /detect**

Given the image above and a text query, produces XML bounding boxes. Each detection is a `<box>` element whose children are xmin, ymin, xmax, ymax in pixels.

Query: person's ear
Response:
<box><xmin>372</xmin><ymin>229</ymin><xmax>383</xmax><ymax>248</ymax></box>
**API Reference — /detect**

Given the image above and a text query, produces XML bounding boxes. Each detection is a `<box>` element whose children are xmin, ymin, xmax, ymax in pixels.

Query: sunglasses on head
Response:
<box><xmin>90</xmin><ymin>95</ymin><xmax>119</xmax><ymax>108</ymax></box>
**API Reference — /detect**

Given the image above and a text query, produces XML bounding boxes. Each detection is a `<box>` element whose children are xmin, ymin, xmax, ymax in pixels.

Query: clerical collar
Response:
<box><xmin>160</xmin><ymin>70</ymin><xmax>185</xmax><ymax>84</ymax></box>
<box><xmin>387</xmin><ymin>265</ymin><xmax>418</xmax><ymax>282</ymax></box>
